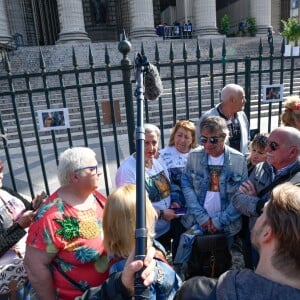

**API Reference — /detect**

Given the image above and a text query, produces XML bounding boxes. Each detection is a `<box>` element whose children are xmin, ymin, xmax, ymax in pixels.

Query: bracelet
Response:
<box><xmin>159</xmin><ymin>210</ymin><xmax>164</xmax><ymax>219</ymax></box>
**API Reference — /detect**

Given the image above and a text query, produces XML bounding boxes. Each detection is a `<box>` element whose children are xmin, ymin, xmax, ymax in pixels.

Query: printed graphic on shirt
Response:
<box><xmin>208</xmin><ymin>165</ymin><xmax>222</xmax><ymax>192</ymax></box>
<box><xmin>145</xmin><ymin>171</ymin><xmax>171</xmax><ymax>202</ymax></box>
<box><xmin>169</xmin><ymin>167</ymin><xmax>185</xmax><ymax>185</ymax></box>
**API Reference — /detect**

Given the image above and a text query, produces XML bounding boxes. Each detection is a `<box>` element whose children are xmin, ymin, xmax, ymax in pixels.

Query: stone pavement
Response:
<box><xmin>0</xmin><ymin>115</ymin><xmax>280</xmax><ymax>198</ymax></box>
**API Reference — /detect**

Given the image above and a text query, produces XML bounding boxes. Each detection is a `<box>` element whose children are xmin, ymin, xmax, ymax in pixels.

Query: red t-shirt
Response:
<box><xmin>26</xmin><ymin>190</ymin><xmax>109</xmax><ymax>300</ymax></box>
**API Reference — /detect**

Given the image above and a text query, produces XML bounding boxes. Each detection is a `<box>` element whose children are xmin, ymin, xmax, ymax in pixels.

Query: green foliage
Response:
<box><xmin>281</xmin><ymin>18</ymin><xmax>300</xmax><ymax>46</ymax></box>
<box><xmin>220</xmin><ymin>14</ymin><xmax>230</xmax><ymax>36</ymax></box>
<box><xmin>247</xmin><ymin>17</ymin><xmax>257</xmax><ymax>36</ymax></box>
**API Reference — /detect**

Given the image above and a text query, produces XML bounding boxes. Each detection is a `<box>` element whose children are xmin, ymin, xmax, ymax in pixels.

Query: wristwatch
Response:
<box><xmin>159</xmin><ymin>210</ymin><xmax>164</xmax><ymax>219</ymax></box>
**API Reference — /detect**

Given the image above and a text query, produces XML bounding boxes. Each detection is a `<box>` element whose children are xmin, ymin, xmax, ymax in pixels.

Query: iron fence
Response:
<box><xmin>0</xmin><ymin>37</ymin><xmax>300</xmax><ymax>197</ymax></box>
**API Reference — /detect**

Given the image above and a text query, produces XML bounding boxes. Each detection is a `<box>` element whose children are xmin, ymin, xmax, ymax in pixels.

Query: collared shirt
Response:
<box><xmin>271</xmin><ymin>160</ymin><xmax>299</xmax><ymax>181</ymax></box>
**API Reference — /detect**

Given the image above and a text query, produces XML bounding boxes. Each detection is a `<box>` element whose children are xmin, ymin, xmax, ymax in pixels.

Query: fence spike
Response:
<box><xmin>72</xmin><ymin>47</ymin><xmax>78</xmax><ymax>67</ymax></box>
<box><xmin>105</xmin><ymin>45</ymin><xmax>110</xmax><ymax>65</ymax></box>
<box><xmin>169</xmin><ymin>42</ymin><xmax>174</xmax><ymax>61</ymax></box>
<box><xmin>4</xmin><ymin>52</ymin><xmax>11</xmax><ymax>73</ymax></box>
<box><xmin>89</xmin><ymin>45</ymin><xmax>94</xmax><ymax>66</ymax></box>
<box><xmin>141</xmin><ymin>42</ymin><xmax>145</xmax><ymax>56</ymax></box>
<box><xmin>39</xmin><ymin>47</ymin><xmax>46</xmax><ymax>70</ymax></box>
<box><xmin>259</xmin><ymin>38</ymin><xmax>263</xmax><ymax>56</ymax></box>
<box><xmin>281</xmin><ymin>38</ymin><xmax>285</xmax><ymax>56</ymax></box>
<box><xmin>209</xmin><ymin>40</ymin><xmax>213</xmax><ymax>58</ymax></box>
<box><xmin>155</xmin><ymin>42</ymin><xmax>160</xmax><ymax>63</ymax></box>
<box><xmin>222</xmin><ymin>39</ymin><xmax>226</xmax><ymax>58</ymax></box>
<box><xmin>183</xmin><ymin>42</ymin><xmax>187</xmax><ymax>60</ymax></box>
<box><xmin>196</xmin><ymin>39</ymin><xmax>201</xmax><ymax>59</ymax></box>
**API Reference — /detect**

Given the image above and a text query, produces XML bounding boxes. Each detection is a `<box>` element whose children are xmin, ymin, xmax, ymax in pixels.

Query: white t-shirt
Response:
<box><xmin>204</xmin><ymin>154</ymin><xmax>224</xmax><ymax>218</ymax></box>
<box><xmin>115</xmin><ymin>155</ymin><xmax>171</xmax><ymax>237</ymax></box>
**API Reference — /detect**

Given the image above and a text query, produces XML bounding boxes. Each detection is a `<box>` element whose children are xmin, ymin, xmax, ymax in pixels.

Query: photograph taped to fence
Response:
<box><xmin>263</xmin><ymin>84</ymin><xmax>283</xmax><ymax>103</ymax></box>
<box><xmin>38</xmin><ymin>108</ymin><xmax>70</xmax><ymax>131</ymax></box>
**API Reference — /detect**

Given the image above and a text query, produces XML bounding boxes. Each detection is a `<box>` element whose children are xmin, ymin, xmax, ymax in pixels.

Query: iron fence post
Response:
<box><xmin>118</xmin><ymin>32</ymin><xmax>135</xmax><ymax>154</ymax></box>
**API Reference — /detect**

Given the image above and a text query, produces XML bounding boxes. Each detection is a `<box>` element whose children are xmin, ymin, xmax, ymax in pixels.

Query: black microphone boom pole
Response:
<box><xmin>134</xmin><ymin>53</ymin><xmax>150</xmax><ymax>299</ymax></box>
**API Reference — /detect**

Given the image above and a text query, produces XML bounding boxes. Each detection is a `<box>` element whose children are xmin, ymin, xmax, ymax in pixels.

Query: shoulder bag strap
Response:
<box><xmin>52</xmin><ymin>260</ymin><xmax>88</xmax><ymax>292</ymax></box>
<box><xmin>257</xmin><ymin>167</ymin><xmax>300</xmax><ymax>198</ymax></box>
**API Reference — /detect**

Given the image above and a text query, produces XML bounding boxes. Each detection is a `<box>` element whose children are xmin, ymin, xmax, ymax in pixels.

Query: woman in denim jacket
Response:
<box><xmin>174</xmin><ymin>116</ymin><xmax>247</xmax><ymax>270</ymax></box>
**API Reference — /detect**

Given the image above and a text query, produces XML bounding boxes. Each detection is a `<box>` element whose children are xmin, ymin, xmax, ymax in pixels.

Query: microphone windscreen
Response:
<box><xmin>144</xmin><ymin>63</ymin><xmax>163</xmax><ymax>100</ymax></box>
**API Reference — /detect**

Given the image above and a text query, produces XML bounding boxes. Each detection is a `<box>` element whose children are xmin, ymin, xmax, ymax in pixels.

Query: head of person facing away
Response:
<box><xmin>252</xmin><ymin>182</ymin><xmax>300</xmax><ymax>278</ymax></box>
<box><xmin>57</xmin><ymin>147</ymin><xmax>100</xmax><ymax>189</ymax></box>
<box><xmin>281</xmin><ymin>95</ymin><xmax>300</xmax><ymax>130</ymax></box>
<box><xmin>219</xmin><ymin>83</ymin><xmax>246</xmax><ymax>118</ymax></box>
<box><xmin>168</xmin><ymin>120</ymin><xmax>198</xmax><ymax>153</ymax></box>
<box><xmin>199</xmin><ymin>116</ymin><xmax>229</xmax><ymax>157</ymax></box>
<box><xmin>103</xmin><ymin>184</ymin><xmax>157</xmax><ymax>258</ymax></box>
<box><xmin>265</xmin><ymin>126</ymin><xmax>300</xmax><ymax>171</ymax></box>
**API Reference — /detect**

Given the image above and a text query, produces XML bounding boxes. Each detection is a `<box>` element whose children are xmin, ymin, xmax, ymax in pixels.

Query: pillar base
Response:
<box><xmin>194</xmin><ymin>27</ymin><xmax>220</xmax><ymax>37</ymax></box>
<box><xmin>56</xmin><ymin>31</ymin><xmax>90</xmax><ymax>44</ymax></box>
<box><xmin>130</xmin><ymin>27</ymin><xmax>156</xmax><ymax>39</ymax></box>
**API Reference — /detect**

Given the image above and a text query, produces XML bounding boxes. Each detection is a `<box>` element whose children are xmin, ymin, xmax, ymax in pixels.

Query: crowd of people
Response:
<box><xmin>1</xmin><ymin>83</ymin><xmax>300</xmax><ymax>299</ymax></box>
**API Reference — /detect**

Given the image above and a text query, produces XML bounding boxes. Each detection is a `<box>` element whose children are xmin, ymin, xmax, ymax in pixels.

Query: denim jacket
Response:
<box><xmin>109</xmin><ymin>240</ymin><xmax>182</xmax><ymax>300</ymax></box>
<box><xmin>181</xmin><ymin>145</ymin><xmax>248</xmax><ymax>237</ymax></box>
<box><xmin>232</xmin><ymin>159</ymin><xmax>300</xmax><ymax>229</ymax></box>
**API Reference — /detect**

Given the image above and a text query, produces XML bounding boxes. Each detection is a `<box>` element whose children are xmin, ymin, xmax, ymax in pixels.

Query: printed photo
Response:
<box><xmin>38</xmin><ymin>108</ymin><xmax>70</xmax><ymax>131</ymax></box>
<box><xmin>263</xmin><ymin>84</ymin><xmax>283</xmax><ymax>103</ymax></box>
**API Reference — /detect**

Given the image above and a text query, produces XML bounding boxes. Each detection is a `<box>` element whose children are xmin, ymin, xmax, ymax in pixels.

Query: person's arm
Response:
<box><xmin>181</xmin><ymin>155</ymin><xmax>210</xmax><ymax>226</ymax></box>
<box><xmin>0</xmin><ymin>210</ymin><xmax>35</xmax><ymax>257</ymax></box>
<box><xmin>24</xmin><ymin>245</ymin><xmax>57</xmax><ymax>300</ymax></box>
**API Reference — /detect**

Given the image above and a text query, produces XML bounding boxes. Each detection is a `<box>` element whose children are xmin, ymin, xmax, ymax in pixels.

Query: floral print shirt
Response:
<box><xmin>26</xmin><ymin>191</ymin><xmax>109</xmax><ymax>300</ymax></box>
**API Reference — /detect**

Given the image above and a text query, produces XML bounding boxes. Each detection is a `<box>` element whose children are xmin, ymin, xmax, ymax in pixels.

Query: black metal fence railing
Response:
<box><xmin>0</xmin><ymin>37</ymin><xmax>300</xmax><ymax>197</ymax></box>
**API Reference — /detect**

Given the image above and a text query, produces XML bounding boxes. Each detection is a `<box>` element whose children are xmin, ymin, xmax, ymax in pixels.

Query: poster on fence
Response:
<box><xmin>38</xmin><ymin>108</ymin><xmax>70</xmax><ymax>131</ymax></box>
<box><xmin>262</xmin><ymin>84</ymin><xmax>283</xmax><ymax>103</ymax></box>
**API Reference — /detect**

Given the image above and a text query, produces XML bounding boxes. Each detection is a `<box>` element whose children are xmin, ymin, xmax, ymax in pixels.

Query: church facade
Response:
<box><xmin>0</xmin><ymin>0</ymin><xmax>296</xmax><ymax>47</ymax></box>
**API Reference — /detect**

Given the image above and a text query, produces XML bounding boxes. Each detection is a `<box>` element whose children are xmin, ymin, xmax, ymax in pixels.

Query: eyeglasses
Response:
<box><xmin>74</xmin><ymin>165</ymin><xmax>98</xmax><ymax>175</ymax></box>
<box><xmin>200</xmin><ymin>136</ymin><xmax>223</xmax><ymax>144</ymax></box>
<box><xmin>267</xmin><ymin>141</ymin><xmax>279</xmax><ymax>151</ymax></box>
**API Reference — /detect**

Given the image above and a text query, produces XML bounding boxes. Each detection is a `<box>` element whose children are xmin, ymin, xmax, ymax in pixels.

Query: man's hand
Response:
<box><xmin>121</xmin><ymin>246</ymin><xmax>156</xmax><ymax>294</ymax></box>
<box><xmin>239</xmin><ymin>180</ymin><xmax>257</xmax><ymax>196</ymax></box>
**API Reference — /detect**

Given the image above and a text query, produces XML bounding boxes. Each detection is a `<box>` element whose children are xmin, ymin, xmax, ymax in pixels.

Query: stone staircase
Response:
<box><xmin>0</xmin><ymin>35</ymin><xmax>299</xmax><ymax>148</ymax></box>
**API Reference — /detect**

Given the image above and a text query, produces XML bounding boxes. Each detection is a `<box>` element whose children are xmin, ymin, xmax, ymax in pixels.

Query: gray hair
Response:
<box><xmin>200</xmin><ymin>115</ymin><xmax>229</xmax><ymax>138</ymax></box>
<box><xmin>273</xmin><ymin>126</ymin><xmax>300</xmax><ymax>154</ymax></box>
<box><xmin>57</xmin><ymin>147</ymin><xmax>97</xmax><ymax>186</ymax></box>
<box><xmin>134</xmin><ymin>123</ymin><xmax>161</xmax><ymax>140</ymax></box>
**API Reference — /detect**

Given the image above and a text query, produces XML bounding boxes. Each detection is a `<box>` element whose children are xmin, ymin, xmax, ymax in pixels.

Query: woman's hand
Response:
<box><xmin>16</xmin><ymin>210</ymin><xmax>35</xmax><ymax>229</ymax></box>
<box><xmin>162</xmin><ymin>208</ymin><xmax>179</xmax><ymax>221</ymax></box>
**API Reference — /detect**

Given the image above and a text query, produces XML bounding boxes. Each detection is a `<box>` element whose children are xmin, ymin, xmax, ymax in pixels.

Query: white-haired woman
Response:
<box><xmin>115</xmin><ymin>124</ymin><xmax>185</xmax><ymax>259</ymax></box>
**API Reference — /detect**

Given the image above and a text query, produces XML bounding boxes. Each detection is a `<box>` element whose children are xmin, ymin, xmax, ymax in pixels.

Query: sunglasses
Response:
<box><xmin>74</xmin><ymin>165</ymin><xmax>98</xmax><ymax>175</ymax></box>
<box><xmin>267</xmin><ymin>141</ymin><xmax>279</xmax><ymax>151</ymax></box>
<box><xmin>200</xmin><ymin>136</ymin><xmax>223</xmax><ymax>144</ymax></box>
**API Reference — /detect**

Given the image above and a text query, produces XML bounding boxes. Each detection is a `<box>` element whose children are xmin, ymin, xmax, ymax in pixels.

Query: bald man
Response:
<box><xmin>199</xmin><ymin>83</ymin><xmax>249</xmax><ymax>155</ymax></box>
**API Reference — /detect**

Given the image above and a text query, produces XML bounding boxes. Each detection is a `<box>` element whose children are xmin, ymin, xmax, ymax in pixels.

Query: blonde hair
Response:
<box><xmin>103</xmin><ymin>184</ymin><xmax>157</xmax><ymax>258</ymax></box>
<box><xmin>168</xmin><ymin>120</ymin><xmax>197</xmax><ymax>149</ymax></box>
<box><xmin>281</xmin><ymin>96</ymin><xmax>300</xmax><ymax>128</ymax></box>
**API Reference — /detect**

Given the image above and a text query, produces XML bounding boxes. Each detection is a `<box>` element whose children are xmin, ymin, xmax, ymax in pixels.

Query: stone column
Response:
<box><xmin>193</xmin><ymin>0</ymin><xmax>220</xmax><ymax>36</ymax></box>
<box><xmin>0</xmin><ymin>0</ymin><xmax>12</xmax><ymax>44</ymax></box>
<box><xmin>250</xmin><ymin>0</ymin><xmax>272</xmax><ymax>35</ymax></box>
<box><xmin>129</xmin><ymin>0</ymin><xmax>156</xmax><ymax>38</ymax></box>
<box><xmin>56</xmin><ymin>0</ymin><xmax>90</xmax><ymax>44</ymax></box>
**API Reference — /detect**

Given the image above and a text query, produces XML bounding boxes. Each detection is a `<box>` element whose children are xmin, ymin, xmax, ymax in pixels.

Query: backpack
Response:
<box><xmin>186</xmin><ymin>233</ymin><xmax>232</xmax><ymax>279</ymax></box>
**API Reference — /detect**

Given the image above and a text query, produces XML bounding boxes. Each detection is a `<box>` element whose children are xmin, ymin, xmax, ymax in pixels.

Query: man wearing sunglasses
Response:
<box><xmin>199</xmin><ymin>83</ymin><xmax>249</xmax><ymax>155</ymax></box>
<box><xmin>174</xmin><ymin>116</ymin><xmax>247</xmax><ymax>273</ymax></box>
<box><xmin>232</xmin><ymin>126</ymin><xmax>300</xmax><ymax>267</ymax></box>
